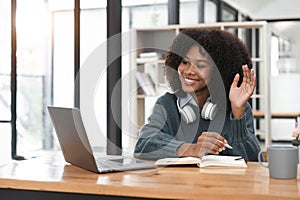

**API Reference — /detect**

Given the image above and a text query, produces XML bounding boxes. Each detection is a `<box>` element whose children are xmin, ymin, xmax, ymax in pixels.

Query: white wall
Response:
<box><xmin>270</xmin><ymin>73</ymin><xmax>300</xmax><ymax>140</ymax></box>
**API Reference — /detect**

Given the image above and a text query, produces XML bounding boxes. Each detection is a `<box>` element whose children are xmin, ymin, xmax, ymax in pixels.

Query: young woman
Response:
<box><xmin>134</xmin><ymin>29</ymin><xmax>261</xmax><ymax>161</ymax></box>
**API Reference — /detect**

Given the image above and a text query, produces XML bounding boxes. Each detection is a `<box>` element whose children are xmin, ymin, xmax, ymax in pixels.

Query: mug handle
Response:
<box><xmin>258</xmin><ymin>149</ymin><xmax>268</xmax><ymax>168</ymax></box>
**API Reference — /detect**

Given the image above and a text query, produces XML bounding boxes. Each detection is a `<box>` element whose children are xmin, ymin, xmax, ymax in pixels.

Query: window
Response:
<box><xmin>126</xmin><ymin>4</ymin><xmax>168</xmax><ymax>29</ymax></box>
<box><xmin>0</xmin><ymin>0</ymin><xmax>11</xmax><ymax>122</ymax></box>
<box><xmin>221</xmin><ymin>5</ymin><xmax>237</xmax><ymax>22</ymax></box>
<box><xmin>180</xmin><ymin>0</ymin><xmax>197</xmax><ymax>24</ymax></box>
<box><xmin>51</xmin><ymin>2</ymin><xmax>108</xmax><ymax>152</ymax></box>
<box><xmin>205</xmin><ymin>0</ymin><xmax>217</xmax><ymax>23</ymax></box>
<box><xmin>0</xmin><ymin>0</ymin><xmax>11</xmax><ymax>165</ymax></box>
<box><xmin>16</xmin><ymin>0</ymin><xmax>52</xmax><ymax>157</ymax></box>
<box><xmin>271</xmin><ymin>35</ymin><xmax>279</xmax><ymax>76</ymax></box>
<box><xmin>52</xmin><ymin>11</ymin><xmax>74</xmax><ymax>108</ymax></box>
<box><xmin>80</xmin><ymin>6</ymin><xmax>107</xmax><ymax>151</ymax></box>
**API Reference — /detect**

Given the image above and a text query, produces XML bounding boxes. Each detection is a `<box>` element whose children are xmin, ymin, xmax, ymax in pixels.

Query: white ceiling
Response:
<box><xmin>224</xmin><ymin>0</ymin><xmax>300</xmax><ymax>41</ymax></box>
<box><xmin>224</xmin><ymin>0</ymin><xmax>300</xmax><ymax>20</ymax></box>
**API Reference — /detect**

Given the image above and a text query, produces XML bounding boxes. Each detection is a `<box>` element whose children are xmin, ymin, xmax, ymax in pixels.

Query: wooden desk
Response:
<box><xmin>0</xmin><ymin>152</ymin><xmax>300</xmax><ymax>200</ymax></box>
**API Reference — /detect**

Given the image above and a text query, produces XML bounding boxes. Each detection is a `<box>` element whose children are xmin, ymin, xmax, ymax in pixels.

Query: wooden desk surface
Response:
<box><xmin>0</xmin><ymin>152</ymin><xmax>300</xmax><ymax>200</ymax></box>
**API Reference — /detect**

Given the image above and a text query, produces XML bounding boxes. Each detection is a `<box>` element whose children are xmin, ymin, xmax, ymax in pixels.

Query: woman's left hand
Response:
<box><xmin>292</xmin><ymin>125</ymin><xmax>300</xmax><ymax>138</ymax></box>
<box><xmin>229</xmin><ymin>65</ymin><xmax>256</xmax><ymax>118</ymax></box>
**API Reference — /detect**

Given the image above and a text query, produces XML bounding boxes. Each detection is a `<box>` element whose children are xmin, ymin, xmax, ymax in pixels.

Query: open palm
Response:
<box><xmin>229</xmin><ymin>65</ymin><xmax>256</xmax><ymax>108</ymax></box>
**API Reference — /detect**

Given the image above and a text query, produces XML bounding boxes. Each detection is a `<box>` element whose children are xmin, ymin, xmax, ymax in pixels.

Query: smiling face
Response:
<box><xmin>178</xmin><ymin>45</ymin><xmax>213</xmax><ymax>98</ymax></box>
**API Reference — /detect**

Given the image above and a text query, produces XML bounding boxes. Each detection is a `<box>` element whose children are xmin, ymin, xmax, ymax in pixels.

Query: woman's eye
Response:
<box><xmin>181</xmin><ymin>60</ymin><xmax>189</xmax><ymax>65</ymax></box>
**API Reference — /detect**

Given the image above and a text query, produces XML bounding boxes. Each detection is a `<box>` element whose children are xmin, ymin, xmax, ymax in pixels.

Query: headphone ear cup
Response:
<box><xmin>181</xmin><ymin>105</ymin><xmax>196</xmax><ymax>124</ymax></box>
<box><xmin>177</xmin><ymin>100</ymin><xmax>196</xmax><ymax>124</ymax></box>
<box><xmin>201</xmin><ymin>102</ymin><xmax>218</xmax><ymax>120</ymax></box>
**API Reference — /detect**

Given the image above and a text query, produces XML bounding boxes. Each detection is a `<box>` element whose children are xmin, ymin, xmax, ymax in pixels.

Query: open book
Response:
<box><xmin>154</xmin><ymin>155</ymin><xmax>247</xmax><ymax>168</ymax></box>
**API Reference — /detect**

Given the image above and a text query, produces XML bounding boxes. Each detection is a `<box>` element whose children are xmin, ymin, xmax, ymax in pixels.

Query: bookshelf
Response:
<box><xmin>134</xmin><ymin>52</ymin><xmax>171</xmax><ymax>127</ymax></box>
<box><xmin>129</xmin><ymin>21</ymin><xmax>272</xmax><ymax>147</ymax></box>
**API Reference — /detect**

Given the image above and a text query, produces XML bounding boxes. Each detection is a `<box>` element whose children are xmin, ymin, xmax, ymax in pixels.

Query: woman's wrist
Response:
<box><xmin>231</xmin><ymin>104</ymin><xmax>245</xmax><ymax>119</ymax></box>
<box><xmin>177</xmin><ymin>143</ymin><xmax>196</xmax><ymax>157</ymax></box>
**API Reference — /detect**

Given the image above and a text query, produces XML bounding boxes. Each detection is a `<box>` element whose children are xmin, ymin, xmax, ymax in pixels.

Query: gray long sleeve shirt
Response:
<box><xmin>134</xmin><ymin>92</ymin><xmax>261</xmax><ymax>161</ymax></box>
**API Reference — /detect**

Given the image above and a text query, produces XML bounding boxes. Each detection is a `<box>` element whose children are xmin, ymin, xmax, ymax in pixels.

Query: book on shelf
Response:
<box><xmin>154</xmin><ymin>155</ymin><xmax>247</xmax><ymax>168</ymax></box>
<box><xmin>139</xmin><ymin>52</ymin><xmax>158</xmax><ymax>58</ymax></box>
<box><xmin>136</xmin><ymin>52</ymin><xmax>160</xmax><ymax>63</ymax></box>
<box><xmin>135</xmin><ymin>71</ymin><xmax>156</xmax><ymax>96</ymax></box>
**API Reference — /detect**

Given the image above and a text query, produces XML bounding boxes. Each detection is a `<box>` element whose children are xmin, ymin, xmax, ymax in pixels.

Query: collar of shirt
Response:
<box><xmin>178</xmin><ymin>93</ymin><xmax>198</xmax><ymax>108</ymax></box>
<box><xmin>178</xmin><ymin>93</ymin><xmax>212</xmax><ymax>108</ymax></box>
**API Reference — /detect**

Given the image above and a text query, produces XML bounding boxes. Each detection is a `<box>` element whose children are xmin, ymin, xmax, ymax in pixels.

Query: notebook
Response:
<box><xmin>47</xmin><ymin>106</ymin><xmax>157</xmax><ymax>173</ymax></box>
<box><xmin>155</xmin><ymin>155</ymin><xmax>247</xmax><ymax>168</ymax></box>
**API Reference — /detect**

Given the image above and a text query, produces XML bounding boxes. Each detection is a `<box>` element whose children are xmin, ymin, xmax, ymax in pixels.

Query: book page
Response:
<box><xmin>155</xmin><ymin>155</ymin><xmax>247</xmax><ymax>168</ymax></box>
<box><xmin>154</xmin><ymin>157</ymin><xmax>201</xmax><ymax>166</ymax></box>
<box><xmin>199</xmin><ymin>155</ymin><xmax>247</xmax><ymax>168</ymax></box>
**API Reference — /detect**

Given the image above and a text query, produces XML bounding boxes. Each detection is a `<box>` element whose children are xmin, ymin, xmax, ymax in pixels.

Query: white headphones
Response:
<box><xmin>201</xmin><ymin>101</ymin><xmax>218</xmax><ymax>121</ymax></box>
<box><xmin>177</xmin><ymin>100</ymin><xmax>196</xmax><ymax>124</ymax></box>
<box><xmin>177</xmin><ymin>98</ymin><xmax>218</xmax><ymax>124</ymax></box>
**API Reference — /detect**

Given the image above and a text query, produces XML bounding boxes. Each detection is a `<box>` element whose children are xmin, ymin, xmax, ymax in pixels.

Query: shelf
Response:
<box><xmin>251</xmin><ymin>57</ymin><xmax>264</xmax><ymax>62</ymax></box>
<box><xmin>251</xmin><ymin>94</ymin><xmax>264</xmax><ymax>98</ymax></box>
<box><xmin>253</xmin><ymin>111</ymin><xmax>300</xmax><ymax>119</ymax></box>
<box><xmin>136</xmin><ymin>59</ymin><xmax>165</xmax><ymax>65</ymax></box>
<box><xmin>253</xmin><ymin>111</ymin><xmax>300</xmax><ymax>130</ymax></box>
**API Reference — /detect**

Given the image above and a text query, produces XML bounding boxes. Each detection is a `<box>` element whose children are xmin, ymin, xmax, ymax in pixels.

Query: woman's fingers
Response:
<box><xmin>196</xmin><ymin>132</ymin><xmax>226</xmax><ymax>156</ymax></box>
<box><xmin>243</xmin><ymin>65</ymin><xmax>256</xmax><ymax>87</ymax></box>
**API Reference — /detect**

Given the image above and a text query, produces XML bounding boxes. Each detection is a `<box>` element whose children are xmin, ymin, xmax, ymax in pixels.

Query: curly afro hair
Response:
<box><xmin>164</xmin><ymin>28</ymin><xmax>252</xmax><ymax>109</ymax></box>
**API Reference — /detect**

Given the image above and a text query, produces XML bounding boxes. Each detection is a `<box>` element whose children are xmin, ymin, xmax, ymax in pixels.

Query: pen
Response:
<box><xmin>235</xmin><ymin>156</ymin><xmax>247</xmax><ymax>163</ymax></box>
<box><xmin>234</xmin><ymin>157</ymin><xmax>243</xmax><ymax>160</ymax></box>
<box><xmin>217</xmin><ymin>140</ymin><xmax>233</xmax><ymax>149</ymax></box>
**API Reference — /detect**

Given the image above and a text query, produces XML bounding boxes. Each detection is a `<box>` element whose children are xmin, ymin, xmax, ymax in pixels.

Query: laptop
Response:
<box><xmin>47</xmin><ymin>106</ymin><xmax>156</xmax><ymax>173</ymax></box>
